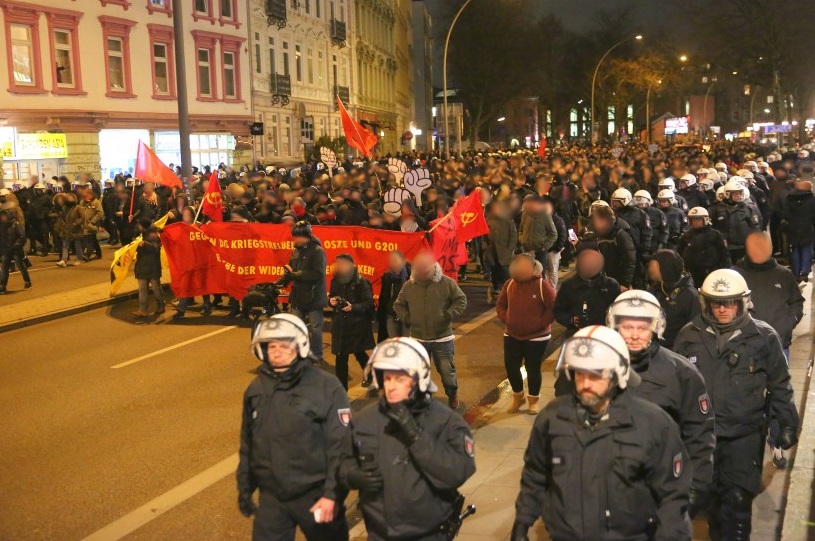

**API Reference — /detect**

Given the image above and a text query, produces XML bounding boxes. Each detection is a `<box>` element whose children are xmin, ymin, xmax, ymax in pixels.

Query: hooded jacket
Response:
<box><xmin>582</xmin><ymin>219</ymin><xmax>637</xmax><ymax>287</ymax></box>
<box><xmin>782</xmin><ymin>189</ymin><xmax>815</xmax><ymax>247</ymax></box>
<box><xmin>554</xmin><ymin>272</ymin><xmax>621</xmax><ymax>338</ymax></box>
<box><xmin>732</xmin><ymin>257</ymin><xmax>803</xmax><ymax>347</ymax></box>
<box><xmin>0</xmin><ymin>213</ymin><xmax>25</xmax><ymax>255</ymax></box>
<box><xmin>276</xmin><ymin>237</ymin><xmax>328</xmax><ymax>311</ymax></box>
<box><xmin>393</xmin><ymin>263</ymin><xmax>467</xmax><ymax>340</ymax></box>
<box><xmin>496</xmin><ymin>274</ymin><xmax>556</xmax><ymax>341</ymax></box>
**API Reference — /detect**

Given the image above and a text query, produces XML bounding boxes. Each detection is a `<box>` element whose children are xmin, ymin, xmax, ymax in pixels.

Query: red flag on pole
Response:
<box><xmin>451</xmin><ymin>188</ymin><xmax>490</xmax><ymax>242</ymax></box>
<box><xmin>336</xmin><ymin>97</ymin><xmax>378</xmax><ymax>158</ymax></box>
<box><xmin>538</xmin><ymin>135</ymin><xmax>547</xmax><ymax>159</ymax></box>
<box><xmin>135</xmin><ymin>140</ymin><xmax>183</xmax><ymax>189</ymax></box>
<box><xmin>201</xmin><ymin>172</ymin><xmax>224</xmax><ymax>222</ymax></box>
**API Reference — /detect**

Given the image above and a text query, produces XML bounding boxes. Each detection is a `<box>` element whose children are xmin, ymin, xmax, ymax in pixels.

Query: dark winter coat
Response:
<box><xmin>393</xmin><ymin>263</ymin><xmax>467</xmax><ymax>340</ymax></box>
<box><xmin>550</xmin><ymin>212</ymin><xmax>568</xmax><ymax>253</ymax></box>
<box><xmin>676</xmin><ymin>226</ymin><xmax>731</xmax><ymax>274</ymax></box>
<box><xmin>649</xmin><ymin>272</ymin><xmax>700</xmax><ymax>350</ymax></box>
<box><xmin>276</xmin><ymin>237</ymin><xmax>328</xmax><ymax>311</ymax></box>
<box><xmin>615</xmin><ymin>205</ymin><xmax>653</xmax><ymax>258</ymax></box>
<box><xmin>662</xmin><ymin>205</ymin><xmax>688</xmax><ymax>246</ymax></box>
<box><xmin>582</xmin><ymin>219</ymin><xmax>637</xmax><ymax>287</ymax></box>
<box><xmin>554</xmin><ymin>272</ymin><xmax>620</xmax><ymax>338</ymax></box>
<box><xmin>679</xmin><ymin>186</ymin><xmax>708</xmax><ymax>209</ymax></box>
<box><xmin>644</xmin><ymin>206</ymin><xmax>669</xmax><ymax>254</ymax></box>
<box><xmin>28</xmin><ymin>192</ymin><xmax>52</xmax><ymax>220</ymax></box>
<box><xmin>485</xmin><ymin>214</ymin><xmax>517</xmax><ymax>266</ymax></box>
<box><xmin>709</xmin><ymin>201</ymin><xmax>761</xmax><ymax>250</ymax></box>
<box><xmin>134</xmin><ymin>238</ymin><xmax>162</xmax><ymax>280</ymax></box>
<box><xmin>338</xmin><ymin>200</ymin><xmax>368</xmax><ymax>226</ymax></box>
<box><xmin>0</xmin><ymin>218</ymin><xmax>25</xmax><ymax>256</ymax></box>
<box><xmin>55</xmin><ymin>201</ymin><xmax>84</xmax><ymax>240</ymax></box>
<box><xmin>329</xmin><ymin>270</ymin><xmax>376</xmax><ymax>354</ymax></box>
<box><xmin>782</xmin><ymin>189</ymin><xmax>815</xmax><ymax>247</ymax></box>
<box><xmin>518</xmin><ymin>209</ymin><xmax>557</xmax><ymax>252</ymax></box>
<box><xmin>377</xmin><ymin>264</ymin><xmax>410</xmax><ymax>320</ymax></box>
<box><xmin>733</xmin><ymin>257</ymin><xmax>804</xmax><ymax>347</ymax></box>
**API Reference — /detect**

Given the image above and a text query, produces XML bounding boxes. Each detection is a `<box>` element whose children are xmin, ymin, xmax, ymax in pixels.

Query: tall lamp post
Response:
<box><xmin>171</xmin><ymin>0</ymin><xmax>192</xmax><ymax>183</ymax></box>
<box><xmin>590</xmin><ymin>34</ymin><xmax>642</xmax><ymax>143</ymax></box>
<box><xmin>702</xmin><ymin>77</ymin><xmax>719</xmax><ymax>136</ymax></box>
<box><xmin>443</xmin><ymin>0</ymin><xmax>474</xmax><ymax>156</ymax></box>
<box><xmin>645</xmin><ymin>80</ymin><xmax>661</xmax><ymax>143</ymax></box>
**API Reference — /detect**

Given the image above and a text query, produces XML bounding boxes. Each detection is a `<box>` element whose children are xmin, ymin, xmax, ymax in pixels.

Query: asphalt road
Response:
<box><xmin>0</xmin><ymin>276</ymin><xmax>509</xmax><ymax>541</ymax></box>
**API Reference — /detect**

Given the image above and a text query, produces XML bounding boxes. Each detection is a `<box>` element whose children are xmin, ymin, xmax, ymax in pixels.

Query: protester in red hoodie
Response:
<box><xmin>496</xmin><ymin>253</ymin><xmax>556</xmax><ymax>414</ymax></box>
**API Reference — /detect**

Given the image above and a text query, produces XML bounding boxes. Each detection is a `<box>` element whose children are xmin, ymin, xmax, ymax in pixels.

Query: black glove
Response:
<box><xmin>777</xmin><ymin>426</ymin><xmax>798</xmax><ymax>450</ymax></box>
<box><xmin>688</xmin><ymin>487</ymin><xmax>709</xmax><ymax>518</ymax></box>
<box><xmin>510</xmin><ymin>521</ymin><xmax>530</xmax><ymax>541</ymax></box>
<box><xmin>380</xmin><ymin>400</ymin><xmax>422</xmax><ymax>446</ymax></box>
<box><xmin>238</xmin><ymin>492</ymin><xmax>257</xmax><ymax>517</ymax></box>
<box><xmin>345</xmin><ymin>466</ymin><xmax>384</xmax><ymax>494</ymax></box>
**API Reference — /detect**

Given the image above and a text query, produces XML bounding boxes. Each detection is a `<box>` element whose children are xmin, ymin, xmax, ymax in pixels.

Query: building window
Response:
<box><xmin>100</xmin><ymin>0</ymin><xmax>132</xmax><ymax>10</ymax></box>
<box><xmin>282</xmin><ymin>42</ymin><xmax>289</xmax><ymax>76</ymax></box>
<box><xmin>254</xmin><ymin>33</ymin><xmax>261</xmax><ymax>74</ymax></box>
<box><xmin>223</xmin><ymin>51</ymin><xmax>236</xmax><ymax>99</ymax></box>
<box><xmin>100</xmin><ymin>16</ymin><xmax>136</xmax><ymax>98</ymax></box>
<box><xmin>570</xmin><ymin>108</ymin><xmax>578</xmax><ymax>137</ymax></box>
<box><xmin>269</xmin><ymin>38</ymin><xmax>276</xmax><ymax>74</ymax></box>
<box><xmin>317</xmin><ymin>50</ymin><xmax>324</xmax><ymax>84</ymax></box>
<box><xmin>46</xmin><ymin>9</ymin><xmax>84</xmax><ymax>96</ymax></box>
<box><xmin>295</xmin><ymin>44</ymin><xmax>302</xmax><ymax>82</ymax></box>
<box><xmin>198</xmin><ymin>49</ymin><xmax>213</xmax><ymax>97</ymax></box>
<box><xmin>192</xmin><ymin>0</ymin><xmax>215</xmax><ymax>22</ymax></box>
<box><xmin>301</xmin><ymin>117</ymin><xmax>314</xmax><ymax>142</ymax></box>
<box><xmin>147</xmin><ymin>0</ymin><xmax>172</xmax><ymax>15</ymax></box>
<box><xmin>307</xmin><ymin>48</ymin><xmax>313</xmax><ymax>84</ymax></box>
<box><xmin>218</xmin><ymin>0</ymin><xmax>239</xmax><ymax>27</ymax></box>
<box><xmin>53</xmin><ymin>30</ymin><xmax>73</xmax><ymax>87</ymax></box>
<box><xmin>315</xmin><ymin>0</ymin><xmax>320</xmax><ymax>18</ymax></box>
<box><xmin>305</xmin><ymin>0</ymin><xmax>310</xmax><ymax>14</ymax></box>
<box><xmin>9</xmin><ymin>24</ymin><xmax>36</xmax><ymax>86</ymax></box>
<box><xmin>626</xmin><ymin>104</ymin><xmax>634</xmax><ymax>135</ymax></box>
<box><xmin>148</xmin><ymin>24</ymin><xmax>176</xmax><ymax>99</ymax></box>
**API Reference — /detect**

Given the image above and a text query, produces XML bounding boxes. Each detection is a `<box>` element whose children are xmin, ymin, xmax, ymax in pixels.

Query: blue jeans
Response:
<box><xmin>177</xmin><ymin>295</ymin><xmax>212</xmax><ymax>314</ymax></box>
<box><xmin>790</xmin><ymin>243</ymin><xmax>813</xmax><ymax>277</ymax></box>
<box><xmin>418</xmin><ymin>339</ymin><xmax>458</xmax><ymax>398</ymax></box>
<box><xmin>292</xmin><ymin>307</ymin><xmax>325</xmax><ymax>361</ymax></box>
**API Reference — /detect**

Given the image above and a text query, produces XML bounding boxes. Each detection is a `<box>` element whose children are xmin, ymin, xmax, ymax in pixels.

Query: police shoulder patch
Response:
<box><xmin>464</xmin><ymin>434</ymin><xmax>475</xmax><ymax>458</ymax></box>
<box><xmin>673</xmin><ymin>453</ymin><xmax>683</xmax><ymax>478</ymax></box>
<box><xmin>698</xmin><ymin>393</ymin><xmax>711</xmax><ymax>414</ymax></box>
<box><xmin>337</xmin><ymin>408</ymin><xmax>351</xmax><ymax>426</ymax></box>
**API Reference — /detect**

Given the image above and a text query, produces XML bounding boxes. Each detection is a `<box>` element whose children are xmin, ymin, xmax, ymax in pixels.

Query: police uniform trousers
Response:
<box><xmin>366</xmin><ymin>529</ymin><xmax>448</xmax><ymax>541</ymax></box>
<box><xmin>253</xmin><ymin>488</ymin><xmax>348</xmax><ymax>541</ymax></box>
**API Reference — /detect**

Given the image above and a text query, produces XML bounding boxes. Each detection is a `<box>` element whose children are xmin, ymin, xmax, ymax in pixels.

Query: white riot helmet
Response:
<box><xmin>715</xmin><ymin>186</ymin><xmax>726</xmax><ymax>202</ymax></box>
<box><xmin>555</xmin><ymin>326</ymin><xmax>640</xmax><ymax>389</ymax></box>
<box><xmin>697</xmin><ymin>168</ymin><xmax>709</xmax><ymax>178</ymax></box>
<box><xmin>633</xmin><ymin>190</ymin><xmax>652</xmax><ymax>207</ymax></box>
<box><xmin>679</xmin><ymin>173</ymin><xmax>697</xmax><ymax>188</ymax></box>
<box><xmin>367</xmin><ymin>337</ymin><xmax>438</xmax><ymax>394</ymax></box>
<box><xmin>699</xmin><ymin>178</ymin><xmax>714</xmax><ymax>191</ymax></box>
<box><xmin>688</xmin><ymin>206</ymin><xmax>710</xmax><ymax>225</ymax></box>
<box><xmin>724</xmin><ymin>178</ymin><xmax>745</xmax><ymax>200</ymax></box>
<box><xmin>251</xmin><ymin>313</ymin><xmax>311</xmax><ymax>361</ymax></box>
<box><xmin>658</xmin><ymin>178</ymin><xmax>676</xmax><ymax>192</ymax></box>
<box><xmin>657</xmin><ymin>189</ymin><xmax>676</xmax><ymax>204</ymax></box>
<box><xmin>717</xmin><ymin>171</ymin><xmax>728</xmax><ymax>183</ymax></box>
<box><xmin>744</xmin><ymin>160</ymin><xmax>757</xmax><ymax>171</ymax></box>
<box><xmin>34</xmin><ymin>183</ymin><xmax>46</xmax><ymax>191</ymax></box>
<box><xmin>611</xmin><ymin>188</ymin><xmax>633</xmax><ymax>207</ymax></box>
<box><xmin>589</xmin><ymin>199</ymin><xmax>611</xmax><ymax>215</ymax></box>
<box><xmin>0</xmin><ymin>188</ymin><xmax>10</xmax><ymax>197</ymax></box>
<box><xmin>736</xmin><ymin>169</ymin><xmax>754</xmax><ymax>181</ymax></box>
<box><xmin>715</xmin><ymin>162</ymin><xmax>728</xmax><ymax>172</ymax></box>
<box><xmin>699</xmin><ymin>269</ymin><xmax>751</xmax><ymax>327</ymax></box>
<box><xmin>606</xmin><ymin>290</ymin><xmax>667</xmax><ymax>340</ymax></box>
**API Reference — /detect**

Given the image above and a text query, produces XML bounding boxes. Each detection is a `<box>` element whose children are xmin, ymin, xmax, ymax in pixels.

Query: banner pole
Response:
<box><xmin>193</xmin><ymin>201</ymin><xmax>204</xmax><ymax>224</ymax></box>
<box><xmin>427</xmin><ymin>210</ymin><xmax>454</xmax><ymax>234</ymax></box>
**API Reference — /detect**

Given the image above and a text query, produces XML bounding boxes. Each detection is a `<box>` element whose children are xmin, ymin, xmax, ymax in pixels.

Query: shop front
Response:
<box><xmin>99</xmin><ymin>129</ymin><xmax>150</xmax><ymax>180</ymax></box>
<box><xmin>154</xmin><ymin>132</ymin><xmax>236</xmax><ymax>171</ymax></box>
<box><xmin>0</xmin><ymin>128</ymin><xmax>68</xmax><ymax>187</ymax></box>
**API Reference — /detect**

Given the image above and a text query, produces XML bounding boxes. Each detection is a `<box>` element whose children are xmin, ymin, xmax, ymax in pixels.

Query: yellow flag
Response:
<box><xmin>109</xmin><ymin>213</ymin><xmax>171</xmax><ymax>296</ymax></box>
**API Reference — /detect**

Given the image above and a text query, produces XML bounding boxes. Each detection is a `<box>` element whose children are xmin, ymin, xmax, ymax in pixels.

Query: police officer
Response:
<box><xmin>275</xmin><ymin>221</ymin><xmax>328</xmax><ymax>363</ymax></box>
<box><xmin>606</xmin><ymin>290</ymin><xmax>715</xmax><ymax>517</ymax></box>
<box><xmin>513</xmin><ymin>325</ymin><xmax>692</xmax><ymax>541</ymax></box>
<box><xmin>658</xmin><ymin>178</ymin><xmax>689</xmax><ymax>212</ymax></box>
<box><xmin>611</xmin><ymin>188</ymin><xmax>652</xmax><ymax>288</ymax></box>
<box><xmin>634</xmin><ymin>190</ymin><xmax>668</xmax><ymax>255</ymax></box>
<box><xmin>674</xmin><ymin>270</ymin><xmax>799</xmax><ymax>541</ymax></box>
<box><xmin>676</xmin><ymin>207</ymin><xmax>731</xmax><ymax>288</ymax></box>
<box><xmin>340</xmin><ymin>337</ymin><xmax>476</xmax><ymax>540</ymax></box>
<box><xmin>678</xmin><ymin>173</ymin><xmax>708</xmax><ymax>209</ymax></box>
<box><xmin>709</xmin><ymin>178</ymin><xmax>761</xmax><ymax>263</ymax></box>
<box><xmin>657</xmin><ymin>189</ymin><xmax>688</xmax><ymax>250</ymax></box>
<box><xmin>237</xmin><ymin>314</ymin><xmax>350</xmax><ymax>541</ymax></box>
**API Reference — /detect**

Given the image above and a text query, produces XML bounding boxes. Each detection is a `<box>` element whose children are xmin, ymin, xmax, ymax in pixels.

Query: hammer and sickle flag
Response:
<box><xmin>201</xmin><ymin>172</ymin><xmax>224</xmax><ymax>222</ymax></box>
<box><xmin>451</xmin><ymin>188</ymin><xmax>489</xmax><ymax>243</ymax></box>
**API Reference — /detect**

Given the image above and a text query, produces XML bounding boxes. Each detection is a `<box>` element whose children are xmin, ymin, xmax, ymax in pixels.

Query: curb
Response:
<box><xmin>0</xmin><ymin>284</ymin><xmax>173</xmax><ymax>335</ymax></box>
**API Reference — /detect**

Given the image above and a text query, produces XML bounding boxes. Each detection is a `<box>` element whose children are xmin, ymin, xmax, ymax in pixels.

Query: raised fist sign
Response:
<box><xmin>320</xmin><ymin>147</ymin><xmax>338</xmax><ymax>170</ymax></box>
<box><xmin>387</xmin><ymin>157</ymin><xmax>408</xmax><ymax>182</ymax></box>
<box><xmin>382</xmin><ymin>187</ymin><xmax>413</xmax><ymax>217</ymax></box>
<box><xmin>403</xmin><ymin>168</ymin><xmax>432</xmax><ymax>204</ymax></box>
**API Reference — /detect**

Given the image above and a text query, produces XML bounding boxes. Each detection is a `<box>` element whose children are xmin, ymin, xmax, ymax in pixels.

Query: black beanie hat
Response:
<box><xmin>653</xmin><ymin>249</ymin><xmax>684</xmax><ymax>285</ymax></box>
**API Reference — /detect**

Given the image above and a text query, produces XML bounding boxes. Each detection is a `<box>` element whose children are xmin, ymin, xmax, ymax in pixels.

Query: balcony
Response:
<box><xmin>271</xmin><ymin>74</ymin><xmax>291</xmax><ymax>106</ymax></box>
<box><xmin>330</xmin><ymin>19</ymin><xmax>347</xmax><ymax>47</ymax></box>
<box><xmin>333</xmin><ymin>85</ymin><xmax>350</xmax><ymax>109</ymax></box>
<box><xmin>265</xmin><ymin>0</ymin><xmax>287</xmax><ymax>28</ymax></box>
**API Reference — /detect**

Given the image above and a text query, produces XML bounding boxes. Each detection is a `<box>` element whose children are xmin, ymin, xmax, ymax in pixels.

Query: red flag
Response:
<box><xmin>337</xmin><ymin>97</ymin><xmax>377</xmax><ymax>158</ymax></box>
<box><xmin>452</xmin><ymin>189</ymin><xmax>490</xmax><ymax>242</ymax></box>
<box><xmin>135</xmin><ymin>140</ymin><xmax>183</xmax><ymax>189</ymax></box>
<box><xmin>201</xmin><ymin>172</ymin><xmax>223</xmax><ymax>222</ymax></box>
<box><xmin>538</xmin><ymin>135</ymin><xmax>547</xmax><ymax>159</ymax></box>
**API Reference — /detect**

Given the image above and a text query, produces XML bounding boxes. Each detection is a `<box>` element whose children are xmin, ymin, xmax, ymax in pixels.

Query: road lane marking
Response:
<box><xmin>111</xmin><ymin>326</ymin><xmax>239</xmax><ymax>368</ymax></box>
<box><xmin>80</xmin><ymin>453</ymin><xmax>239</xmax><ymax>541</ymax></box>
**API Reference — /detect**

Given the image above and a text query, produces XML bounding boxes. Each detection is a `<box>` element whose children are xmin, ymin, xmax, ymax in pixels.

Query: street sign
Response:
<box><xmin>764</xmin><ymin>124</ymin><xmax>792</xmax><ymax>134</ymax></box>
<box><xmin>250</xmin><ymin>122</ymin><xmax>264</xmax><ymax>135</ymax></box>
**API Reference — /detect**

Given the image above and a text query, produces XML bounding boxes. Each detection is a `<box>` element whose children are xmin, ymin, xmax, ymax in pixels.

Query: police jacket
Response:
<box><xmin>629</xmin><ymin>341</ymin><xmax>715</xmax><ymax>493</ymax></box>
<box><xmin>645</xmin><ymin>206</ymin><xmax>669</xmax><ymax>254</ymax></box>
<box><xmin>732</xmin><ymin>257</ymin><xmax>803</xmax><ymax>348</ymax></box>
<box><xmin>616</xmin><ymin>205</ymin><xmax>653</xmax><ymax>259</ymax></box>
<box><xmin>515</xmin><ymin>392</ymin><xmax>692</xmax><ymax>541</ymax></box>
<box><xmin>679</xmin><ymin>186</ymin><xmax>708</xmax><ymax>210</ymax></box>
<box><xmin>709</xmin><ymin>201</ymin><xmax>760</xmax><ymax>250</ymax></box>
<box><xmin>673</xmin><ymin>315</ymin><xmax>799</xmax><ymax>439</ymax></box>
<box><xmin>582</xmin><ymin>219</ymin><xmax>637</xmax><ymax>287</ymax></box>
<box><xmin>554</xmin><ymin>272</ymin><xmax>621</xmax><ymax>338</ymax></box>
<box><xmin>27</xmin><ymin>192</ymin><xmax>52</xmax><ymax>221</ymax></box>
<box><xmin>237</xmin><ymin>361</ymin><xmax>351</xmax><ymax>502</ymax></box>
<box><xmin>341</xmin><ymin>396</ymin><xmax>476</xmax><ymax>539</ymax></box>
<box><xmin>276</xmin><ymin>237</ymin><xmax>328</xmax><ymax>311</ymax></box>
<box><xmin>675</xmin><ymin>226</ymin><xmax>731</xmax><ymax>272</ymax></box>
<box><xmin>649</xmin><ymin>273</ymin><xmax>700</xmax><ymax>350</ymax></box>
<box><xmin>662</xmin><ymin>206</ymin><xmax>688</xmax><ymax>246</ymax></box>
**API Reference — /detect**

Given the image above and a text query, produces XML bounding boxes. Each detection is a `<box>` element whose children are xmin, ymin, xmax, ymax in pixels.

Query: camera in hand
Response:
<box><xmin>332</xmin><ymin>296</ymin><xmax>351</xmax><ymax>311</ymax></box>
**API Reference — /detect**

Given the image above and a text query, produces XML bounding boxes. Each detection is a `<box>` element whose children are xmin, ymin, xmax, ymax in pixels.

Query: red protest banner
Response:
<box><xmin>452</xmin><ymin>188</ymin><xmax>490</xmax><ymax>242</ymax></box>
<box><xmin>429</xmin><ymin>216</ymin><xmax>467</xmax><ymax>282</ymax></box>
<box><xmin>160</xmin><ymin>222</ymin><xmax>429</xmax><ymax>300</ymax></box>
<box><xmin>135</xmin><ymin>140</ymin><xmax>183</xmax><ymax>189</ymax></box>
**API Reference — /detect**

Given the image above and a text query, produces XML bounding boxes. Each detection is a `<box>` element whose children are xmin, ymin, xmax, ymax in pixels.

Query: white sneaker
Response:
<box><xmin>57</xmin><ymin>260</ymin><xmax>67</xmax><ymax>267</ymax></box>
<box><xmin>72</xmin><ymin>261</ymin><xmax>81</xmax><ymax>266</ymax></box>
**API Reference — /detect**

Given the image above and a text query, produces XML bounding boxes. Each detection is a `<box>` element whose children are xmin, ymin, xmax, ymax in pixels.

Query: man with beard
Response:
<box><xmin>237</xmin><ymin>314</ymin><xmax>350</xmax><ymax>541</ymax></box>
<box><xmin>605</xmin><ymin>290</ymin><xmax>714</xmax><ymax>518</ymax></box>
<box><xmin>674</xmin><ymin>269</ymin><xmax>798</xmax><ymax>540</ymax></box>
<box><xmin>512</xmin><ymin>325</ymin><xmax>692</xmax><ymax>541</ymax></box>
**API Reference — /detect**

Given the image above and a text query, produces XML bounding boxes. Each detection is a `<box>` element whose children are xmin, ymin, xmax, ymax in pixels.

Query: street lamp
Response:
<box><xmin>646</xmin><ymin>79</ymin><xmax>661</xmax><ymax>143</ymax></box>
<box><xmin>590</xmin><ymin>34</ymin><xmax>643</xmax><ymax>143</ymax></box>
<box><xmin>679</xmin><ymin>55</ymin><xmax>688</xmax><ymax>62</ymax></box>
<box><xmin>443</xmin><ymin>0</ymin><xmax>475</xmax><ymax>156</ymax></box>
<box><xmin>489</xmin><ymin>117</ymin><xmax>505</xmax><ymax>144</ymax></box>
<box><xmin>702</xmin><ymin>77</ymin><xmax>718</xmax><ymax>135</ymax></box>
